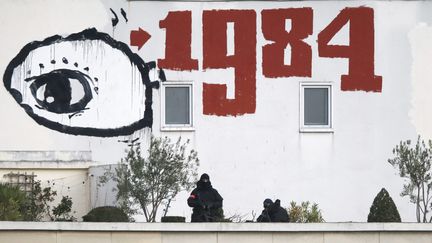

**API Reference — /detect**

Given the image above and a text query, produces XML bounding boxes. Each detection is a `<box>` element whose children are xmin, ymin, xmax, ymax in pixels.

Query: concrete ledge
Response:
<box><xmin>0</xmin><ymin>151</ymin><xmax>94</xmax><ymax>169</ymax></box>
<box><xmin>0</xmin><ymin>222</ymin><xmax>432</xmax><ymax>232</ymax></box>
<box><xmin>0</xmin><ymin>151</ymin><xmax>92</xmax><ymax>162</ymax></box>
<box><xmin>0</xmin><ymin>161</ymin><xmax>94</xmax><ymax>169</ymax></box>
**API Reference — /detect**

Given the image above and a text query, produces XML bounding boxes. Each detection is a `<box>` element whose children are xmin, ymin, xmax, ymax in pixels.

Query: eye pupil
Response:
<box><xmin>43</xmin><ymin>75</ymin><xmax>72</xmax><ymax>110</ymax></box>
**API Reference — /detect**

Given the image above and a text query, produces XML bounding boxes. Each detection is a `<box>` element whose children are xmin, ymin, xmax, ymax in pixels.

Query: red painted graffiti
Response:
<box><xmin>318</xmin><ymin>7</ymin><xmax>382</xmax><ymax>92</ymax></box>
<box><xmin>158</xmin><ymin>11</ymin><xmax>198</xmax><ymax>71</ymax></box>
<box><xmin>130</xmin><ymin>28</ymin><xmax>151</xmax><ymax>50</ymax></box>
<box><xmin>202</xmin><ymin>10</ymin><xmax>256</xmax><ymax>116</ymax></box>
<box><xmin>153</xmin><ymin>7</ymin><xmax>382</xmax><ymax>116</ymax></box>
<box><xmin>262</xmin><ymin>8</ymin><xmax>313</xmax><ymax>78</ymax></box>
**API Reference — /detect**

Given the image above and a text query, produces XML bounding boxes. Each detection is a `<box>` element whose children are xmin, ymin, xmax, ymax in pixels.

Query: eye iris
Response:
<box><xmin>29</xmin><ymin>69</ymin><xmax>93</xmax><ymax>114</ymax></box>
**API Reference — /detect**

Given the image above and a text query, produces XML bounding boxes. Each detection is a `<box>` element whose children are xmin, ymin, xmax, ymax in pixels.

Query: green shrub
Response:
<box><xmin>161</xmin><ymin>216</ymin><xmax>186</xmax><ymax>222</ymax></box>
<box><xmin>0</xmin><ymin>183</ymin><xmax>27</xmax><ymax>221</ymax></box>
<box><xmin>287</xmin><ymin>201</ymin><xmax>324</xmax><ymax>223</ymax></box>
<box><xmin>53</xmin><ymin>196</ymin><xmax>75</xmax><ymax>221</ymax></box>
<box><xmin>82</xmin><ymin>206</ymin><xmax>129</xmax><ymax>222</ymax></box>
<box><xmin>213</xmin><ymin>208</ymin><xmax>229</xmax><ymax>222</ymax></box>
<box><xmin>367</xmin><ymin>188</ymin><xmax>401</xmax><ymax>222</ymax></box>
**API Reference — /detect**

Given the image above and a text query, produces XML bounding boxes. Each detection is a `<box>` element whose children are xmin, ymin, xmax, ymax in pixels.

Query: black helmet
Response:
<box><xmin>200</xmin><ymin>173</ymin><xmax>210</xmax><ymax>182</ymax></box>
<box><xmin>263</xmin><ymin>198</ymin><xmax>273</xmax><ymax>208</ymax></box>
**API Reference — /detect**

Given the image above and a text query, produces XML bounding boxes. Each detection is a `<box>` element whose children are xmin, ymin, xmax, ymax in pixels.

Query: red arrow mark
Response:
<box><xmin>130</xmin><ymin>28</ymin><xmax>151</xmax><ymax>50</ymax></box>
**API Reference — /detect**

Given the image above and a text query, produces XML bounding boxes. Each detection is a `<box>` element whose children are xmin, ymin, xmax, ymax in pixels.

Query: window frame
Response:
<box><xmin>299</xmin><ymin>82</ymin><xmax>333</xmax><ymax>133</ymax></box>
<box><xmin>160</xmin><ymin>81</ymin><xmax>194</xmax><ymax>131</ymax></box>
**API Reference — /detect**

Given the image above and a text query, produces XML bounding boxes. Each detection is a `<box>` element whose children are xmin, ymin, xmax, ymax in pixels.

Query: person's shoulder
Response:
<box><xmin>278</xmin><ymin>206</ymin><xmax>288</xmax><ymax>214</ymax></box>
<box><xmin>281</xmin><ymin>207</ymin><xmax>288</xmax><ymax>213</ymax></box>
<box><xmin>211</xmin><ymin>188</ymin><xmax>223</xmax><ymax>198</ymax></box>
<box><xmin>211</xmin><ymin>187</ymin><xmax>220</xmax><ymax>193</ymax></box>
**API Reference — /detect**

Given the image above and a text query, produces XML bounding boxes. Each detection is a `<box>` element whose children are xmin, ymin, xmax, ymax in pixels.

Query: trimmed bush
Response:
<box><xmin>82</xmin><ymin>206</ymin><xmax>129</xmax><ymax>222</ymax></box>
<box><xmin>367</xmin><ymin>188</ymin><xmax>401</xmax><ymax>222</ymax></box>
<box><xmin>161</xmin><ymin>216</ymin><xmax>186</xmax><ymax>222</ymax></box>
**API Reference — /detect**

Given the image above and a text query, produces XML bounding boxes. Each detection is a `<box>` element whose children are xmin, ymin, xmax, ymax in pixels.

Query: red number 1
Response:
<box><xmin>158</xmin><ymin>11</ymin><xmax>198</xmax><ymax>71</ymax></box>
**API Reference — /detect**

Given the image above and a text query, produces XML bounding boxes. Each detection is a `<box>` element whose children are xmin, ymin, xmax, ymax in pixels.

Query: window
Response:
<box><xmin>300</xmin><ymin>82</ymin><xmax>333</xmax><ymax>132</ymax></box>
<box><xmin>161</xmin><ymin>82</ymin><xmax>193</xmax><ymax>130</ymax></box>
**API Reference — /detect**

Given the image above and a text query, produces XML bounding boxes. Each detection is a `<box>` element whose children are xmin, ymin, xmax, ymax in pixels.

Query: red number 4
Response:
<box><xmin>318</xmin><ymin>7</ymin><xmax>382</xmax><ymax>92</ymax></box>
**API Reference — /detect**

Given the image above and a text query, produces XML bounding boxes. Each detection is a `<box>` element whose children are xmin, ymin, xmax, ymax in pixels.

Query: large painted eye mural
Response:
<box><xmin>3</xmin><ymin>28</ymin><xmax>160</xmax><ymax>137</ymax></box>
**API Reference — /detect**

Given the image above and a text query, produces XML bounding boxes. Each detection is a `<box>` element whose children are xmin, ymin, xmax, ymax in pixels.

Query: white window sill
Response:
<box><xmin>299</xmin><ymin>127</ymin><xmax>334</xmax><ymax>133</ymax></box>
<box><xmin>160</xmin><ymin>126</ymin><xmax>195</xmax><ymax>132</ymax></box>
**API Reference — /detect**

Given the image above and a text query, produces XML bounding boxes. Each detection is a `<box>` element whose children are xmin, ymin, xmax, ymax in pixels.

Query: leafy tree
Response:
<box><xmin>388</xmin><ymin>136</ymin><xmax>432</xmax><ymax>222</ymax></box>
<box><xmin>287</xmin><ymin>201</ymin><xmax>324</xmax><ymax>223</ymax></box>
<box><xmin>102</xmin><ymin>136</ymin><xmax>199</xmax><ymax>222</ymax></box>
<box><xmin>367</xmin><ymin>188</ymin><xmax>401</xmax><ymax>222</ymax></box>
<box><xmin>0</xmin><ymin>183</ymin><xmax>27</xmax><ymax>221</ymax></box>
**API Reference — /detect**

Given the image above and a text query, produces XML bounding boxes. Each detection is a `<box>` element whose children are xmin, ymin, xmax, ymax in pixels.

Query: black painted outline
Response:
<box><xmin>121</xmin><ymin>8</ymin><xmax>128</xmax><ymax>22</ymax></box>
<box><xmin>110</xmin><ymin>8</ymin><xmax>119</xmax><ymax>27</ymax></box>
<box><xmin>27</xmin><ymin>69</ymin><xmax>93</xmax><ymax>114</ymax></box>
<box><xmin>3</xmin><ymin>28</ymin><xmax>157</xmax><ymax>137</ymax></box>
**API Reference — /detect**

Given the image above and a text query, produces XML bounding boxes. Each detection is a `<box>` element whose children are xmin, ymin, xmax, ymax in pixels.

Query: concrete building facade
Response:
<box><xmin>1</xmin><ymin>0</ymin><xmax>432</xmax><ymax>222</ymax></box>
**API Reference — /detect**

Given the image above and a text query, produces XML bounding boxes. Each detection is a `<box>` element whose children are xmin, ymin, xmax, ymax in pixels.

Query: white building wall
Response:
<box><xmin>0</xmin><ymin>0</ymin><xmax>431</xmax><ymax>222</ymax></box>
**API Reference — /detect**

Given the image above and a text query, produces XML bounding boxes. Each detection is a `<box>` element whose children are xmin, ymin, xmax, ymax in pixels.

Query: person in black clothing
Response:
<box><xmin>187</xmin><ymin>173</ymin><xmax>223</xmax><ymax>222</ymax></box>
<box><xmin>257</xmin><ymin>198</ymin><xmax>290</xmax><ymax>222</ymax></box>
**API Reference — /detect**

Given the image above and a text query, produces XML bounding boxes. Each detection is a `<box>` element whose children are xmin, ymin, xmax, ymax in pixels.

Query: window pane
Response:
<box><xmin>304</xmin><ymin>87</ymin><xmax>329</xmax><ymax>125</ymax></box>
<box><xmin>165</xmin><ymin>87</ymin><xmax>190</xmax><ymax>125</ymax></box>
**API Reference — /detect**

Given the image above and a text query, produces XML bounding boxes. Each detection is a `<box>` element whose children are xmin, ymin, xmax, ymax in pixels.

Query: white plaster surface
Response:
<box><xmin>409</xmin><ymin>23</ymin><xmax>432</xmax><ymax>140</ymax></box>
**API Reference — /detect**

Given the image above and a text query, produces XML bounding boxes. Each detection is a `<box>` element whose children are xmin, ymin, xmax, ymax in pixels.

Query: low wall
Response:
<box><xmin>1</xmin><ymin>222</ymin><xmax>432</xmax><ymax>243</ymax></box>
<box><xmin>0</xmin><ymin>151</ymin><xmax>94</xmax><ymax>221</ymax></box>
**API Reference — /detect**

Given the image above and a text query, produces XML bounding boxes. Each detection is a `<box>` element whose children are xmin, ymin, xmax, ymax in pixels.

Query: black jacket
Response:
<box><xmin>187</xmin><ymin>180</ymin><xmax>223</xmax><ymax>222</ymax></box>
<box><xmin>257</xmin><ymin>200</ymin><xmax>290</xmax><ymax>222</ymax></box>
